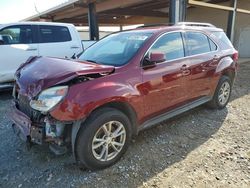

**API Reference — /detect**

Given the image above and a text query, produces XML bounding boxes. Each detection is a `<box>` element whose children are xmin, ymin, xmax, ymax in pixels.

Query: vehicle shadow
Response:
<box><xmin>110</xmin><ymin>106</ymin><xmax>227</xmax><ymax>187</ymax></box>
<box><xmin>0</xmin><ymin>90</ymin><xmax>12</xmax><ymax>101</ymax></box>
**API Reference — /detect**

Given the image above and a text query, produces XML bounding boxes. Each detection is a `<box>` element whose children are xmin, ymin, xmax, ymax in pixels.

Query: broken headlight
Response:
<box><xmin>30</xmin><ymin>86</ymin><xmax>68</xmax><ymax>113</ymax></box>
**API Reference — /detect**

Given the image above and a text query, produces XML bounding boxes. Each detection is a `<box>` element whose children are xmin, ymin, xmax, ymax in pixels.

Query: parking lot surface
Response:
<box><xmin>0</xmin><ymin>62</ymin><xmax>249</xmax><ymax>188</ymax></box>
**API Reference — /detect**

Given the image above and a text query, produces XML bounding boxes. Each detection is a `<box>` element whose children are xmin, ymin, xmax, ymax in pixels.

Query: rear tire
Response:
<box><xmin>75</xmin><ymin>107</ymin><xmax>132</xmax><ymax>170</ymax></box>
<box><xmin>208</xmin><ymin>76</ymin><xmax>232</xmax><ymax>109</ymax></box>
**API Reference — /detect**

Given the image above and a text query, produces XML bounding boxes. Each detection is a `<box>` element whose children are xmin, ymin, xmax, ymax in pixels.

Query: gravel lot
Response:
<box><xmin>0</xmin><ymin>62</ymin><xmax>249</xmax><ymax>188</ymax></box>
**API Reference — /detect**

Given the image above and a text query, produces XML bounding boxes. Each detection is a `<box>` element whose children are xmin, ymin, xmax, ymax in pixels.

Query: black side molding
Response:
<box><xmin>139</xmin><ymin>96</ymin><xmax>212</xmax><ymax>131</ymax></box>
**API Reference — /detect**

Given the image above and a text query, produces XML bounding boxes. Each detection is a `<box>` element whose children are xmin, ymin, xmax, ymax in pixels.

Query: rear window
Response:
<box><xmin>212</xmin><ymin>31</ymin><xmax>233</xmax><ymax>48</ymax></box>
<box><xmin>185</xmin><ymin>32</ymin><xmax>211</xmax><ymax>55</ymax></box>
<box><xmin>39</xmin><ymin>25</ymin><xmax>71</xmax><ymax>43</ymax></box>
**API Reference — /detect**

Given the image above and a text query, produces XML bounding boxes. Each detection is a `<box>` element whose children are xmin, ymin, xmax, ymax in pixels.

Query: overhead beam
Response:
<box><xmin>237</xmin><ymin>8</ymin><xmax>250</xmax><ymax>14</ymax></box>
<box><xmin>131</xmin><ymin>0</ymin><xmax>169</xmax><ymax>10</ymax></box>
<box><xmin>103</xmin><ymin>9</ymin><xmax>167</xmax><ymax>18</ymax></box>
<box><xmin>54</xmin><ymin>0</ymin><xmax>148</xmax><ymax>22</ymax></box>
<box><xmin>59</xmin><ymin>15</ymin><xmax>168</xmax><ymax>25</ymax></box>
<box><xmin>23</xmin><ymin>0</ymin><xmax>81</xmax><ymax>21</ymax></box>
<box><xmin>96</xmin><ymin>0</ymin><xmax>150</xmax><ymax>12</ymax></box>
<box><xmin>188</xmin><ymin>0</ymin><xmax>234</xmax><ymax>11</ymax></box>
<box><xmin>54</xmin><ymin>8</ymin><xmax>88</xmax><ymax>20</ymax></box>
<box><xmin>53</xmin><ymin>7</ymin><xmax>84</xmax><ymax>17</ymax></box>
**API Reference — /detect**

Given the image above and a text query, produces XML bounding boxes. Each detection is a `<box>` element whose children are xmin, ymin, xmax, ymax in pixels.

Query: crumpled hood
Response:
<box><xmin>16</xmin><ymin>56</ymin><xmax>115</xmax><ymax>98</ymax></box>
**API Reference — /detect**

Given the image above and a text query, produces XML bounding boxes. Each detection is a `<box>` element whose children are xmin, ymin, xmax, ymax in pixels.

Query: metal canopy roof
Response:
<box><xmin>24</xmin><ymin>0</ymin><xmax>170</xmax><ymax>26</ymax></box>
<box><xmin>24</xmin><ymin>0</ymin><xmax>245</xmax><ymax>26</ymax></box>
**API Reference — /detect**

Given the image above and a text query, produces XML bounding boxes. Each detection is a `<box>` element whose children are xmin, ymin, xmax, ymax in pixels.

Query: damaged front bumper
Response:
<box><xmin>9</xmin><ymin>102</ymin><xmax>45</xmax><ymax>145</ymax></box>
<box><xmin>9</xmin><ymin>101</ymin><xmax>69</xmax><ymax>154</ymax></box>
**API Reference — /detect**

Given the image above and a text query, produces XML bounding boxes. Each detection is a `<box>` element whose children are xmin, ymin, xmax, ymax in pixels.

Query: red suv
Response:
<box><xmin>10</xmin><ymin>22</ymin><xmax>238</xmax><ymax>170</ymax></box>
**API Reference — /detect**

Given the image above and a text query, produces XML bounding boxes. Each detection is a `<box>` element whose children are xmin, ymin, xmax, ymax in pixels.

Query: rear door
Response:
<box><xmin>37</xmin><ymin>25</ymin><xmax>81</xmax><ymax>58</ymax></box>
<box><xmin>0</xmin><ymin>25</ymin><xmax>38</xmax><ymax>83</ymax></box>
<box><xmin>184</xmin><ymin>31</ymin><xmax>218</xmax><ymax>100</ymax></box>
<box><xmin>141</xmin><ymin>32</ymin><xmax>190</xmax><ymax>120</ymax></box>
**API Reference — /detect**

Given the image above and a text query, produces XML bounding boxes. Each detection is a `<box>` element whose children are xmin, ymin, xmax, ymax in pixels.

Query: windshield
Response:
<box><xmin>79</xmin><ymin>31</ymin><xmax>152</xmax><ymax>66</ymax></box>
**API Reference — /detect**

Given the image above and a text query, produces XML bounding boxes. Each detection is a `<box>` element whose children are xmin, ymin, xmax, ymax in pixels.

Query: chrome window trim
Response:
<box><xmin>141</xmin><ymin>29</ymin><xmax>220</xmax><ymax>66</ymax></box>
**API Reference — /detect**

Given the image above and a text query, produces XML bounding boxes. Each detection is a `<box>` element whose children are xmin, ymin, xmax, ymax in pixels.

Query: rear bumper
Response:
<box><xmin>9</xmin><ymin>102</ymin><xmax>44</xmax><ymax>144</ymax></box>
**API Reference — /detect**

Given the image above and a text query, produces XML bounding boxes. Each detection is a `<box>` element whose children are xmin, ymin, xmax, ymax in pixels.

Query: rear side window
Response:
<box><xmin>185</xmin><ymin>32</ymin><xmax>210</xmax><ymax>55</ymax></box>
<box><xmin>149</xmin><ymin>32</ymin><xmax>185</xmax><ymax>61</ymax></box>
<box><xmin>211</xmin><ymin>31</ymin><xmax>233</xmax><ymax>49</ymax></box>
<box><xmin>0</xmin><ymin>25</ymin><xmax>33</xmax><ymax>44</ymax></box>
<box><xmin>209</xmin><ymin>39</ymin><xmax>217</xmax><ymax>51</ymax></box>
<box><xmin>39</xmin><ymin>25</ymin><xmax>71</xmax><ymax>43</ymax></box>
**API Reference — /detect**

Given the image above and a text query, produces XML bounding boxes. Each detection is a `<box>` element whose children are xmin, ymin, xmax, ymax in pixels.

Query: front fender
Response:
<box><xmin>50</xmin><ymin>80</ymin><xmax>142</xmax><ymax>122</ymax></box>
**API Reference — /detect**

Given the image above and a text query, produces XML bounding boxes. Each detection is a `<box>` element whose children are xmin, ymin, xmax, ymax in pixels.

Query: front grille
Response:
<box><xmin>17</xmin><ymin>95</ymin><xmax>33</xmax><ymax>118</ymax></box>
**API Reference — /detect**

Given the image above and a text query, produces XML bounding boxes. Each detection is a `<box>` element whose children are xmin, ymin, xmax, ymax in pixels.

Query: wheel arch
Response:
<box><xmin>216</xmin><ymin>56</ymin><xmax>236</xmax><ymax>78</ymax></box>
<box><xmin>71</xmin><ymin>101</ymin><xmax>138</xmax><ymax>166</ymax></box>
<box><xmin>88</xmin><ymin>101</ymin><xmax>138</xmax><ymax>137</ymax></box>
<box><xmin>221</xmin><ymin>68</ymin><xmax>236</xmax><ymax>83</ymax></box>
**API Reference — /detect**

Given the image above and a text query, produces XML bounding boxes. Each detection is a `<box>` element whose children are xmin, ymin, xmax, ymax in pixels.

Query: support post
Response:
<box><xmin>169</xmin><ymin>0</ymin><xmax>187</xmax><ymax>24</ymax></box>
<box><xmin>227</xmin><ymin>0</ymin><xmax>237</xmax><ymax>41</ymax></box>
<box><xmin>88</xmin><ymin>3</ymin><xmax>99</xmax><ymax>40</ymax></box>
<box><xmin>180</xmin><ymin>0</ymin><xmax>187</xmax><ymax>22</ymax></box>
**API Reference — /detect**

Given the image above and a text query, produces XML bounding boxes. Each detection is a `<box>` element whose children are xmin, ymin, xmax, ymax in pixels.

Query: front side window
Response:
<box><xmin>149</xmin><ymin>32</ymin><xmax>185</xmax><ymax>62</ymax></box>
<box><xmin>0</xmin><ymin>25</ymin><xmax>32</xmax><ymax>45</ymax></box>
<box><xmin>185</xmin><ymin>32</ymin><xmax>211</xmax><ymax>56</ymax></box>
<box><xmin>39</xmin><ymin>25</ymin><xmax>72</xmax><ymax>43</ymax></box>
<box><xmin>79</xmin><ymin>31</ymin><xmax>152</xmax><ymax>66</ymax></box>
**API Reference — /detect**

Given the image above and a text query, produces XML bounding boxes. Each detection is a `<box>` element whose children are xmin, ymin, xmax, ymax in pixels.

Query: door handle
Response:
<box><xmin>180</xmin><ymin>64</ymin><xmax>189</xmax><ymax>70</ymax></box>
<box><xmin>71</xmin><ymin>46</ymin><xmax>80</xmax><ymax>49</ymax></box>
<box><xmin>181</xmin><ymin>64</ymin><xmax>191</xmax><ymax>76</ymax></box>
<box><xmin>26</xmin><ymin>48</ymin><xmax>37</xmax><ymax>51</ymax></box>
<box><xmin>213</xmin><ymin>55</ymin><xmax>220</xmax><ymax>62</ymax></box>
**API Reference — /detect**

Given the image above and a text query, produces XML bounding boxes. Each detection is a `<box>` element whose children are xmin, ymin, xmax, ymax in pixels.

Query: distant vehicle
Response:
<box><xmin>0</xmin><ymin>22</ymin><xmax>83</xmax><ymax>88</ymax></box>
<box><xmin>10</xmin><ymin>22</ymin><xmax>238</xmax><ymax>170</ymax></box>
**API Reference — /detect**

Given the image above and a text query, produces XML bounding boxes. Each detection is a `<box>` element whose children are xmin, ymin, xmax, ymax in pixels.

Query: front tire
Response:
<box><xmin>75</xmin><ymin>107</ymin><xmax>132</xmax><ymax>170</ymax></box>
<box><xmin>208</xmin><ymin>76</ymin><xmax>232</xmax><ymax>109</ymax></box>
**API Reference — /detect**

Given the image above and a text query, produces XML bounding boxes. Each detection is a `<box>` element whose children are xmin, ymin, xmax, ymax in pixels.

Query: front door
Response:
<box><xmin>0</xmin><ymin>25</ymin><xmax>38</xmax><ymax>83</ymax></box>
<box><xmin>141</xmin><ymin>32</ymin><xmax>190</xmax><ymax>121</ymax></box>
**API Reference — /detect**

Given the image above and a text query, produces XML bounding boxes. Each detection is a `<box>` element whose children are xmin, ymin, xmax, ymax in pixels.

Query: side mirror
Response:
<box><xmin>143</xmin><ymin>52</ymin><xmax>166</xmax><ymax>68</ymax></box>
<box><xmin>0</xmin><ymin>35</ymin><xmax>4</xmax><ymax>45</ymax></box>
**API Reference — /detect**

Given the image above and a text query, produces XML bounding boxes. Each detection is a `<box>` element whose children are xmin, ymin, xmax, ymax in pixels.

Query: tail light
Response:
<box><xmin>232</xmin><ymin>51</ymin><xmax>239</xmax><ymax>62</ymax></box>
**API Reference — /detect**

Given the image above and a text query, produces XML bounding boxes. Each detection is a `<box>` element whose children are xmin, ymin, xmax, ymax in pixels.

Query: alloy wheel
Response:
<box><xmin>92</xmin><ymin>121</ymin><xmax>126</xmax><ymax>162</ymax></box>
<box><xmin>218</xmin><ymin>81</ymin><xmax>231</xmax><ymax>106</ymax></box>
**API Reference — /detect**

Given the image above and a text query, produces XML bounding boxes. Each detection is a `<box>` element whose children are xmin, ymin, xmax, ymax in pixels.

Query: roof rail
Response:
<box><xmin>176</xmin><ymin>22</ymin><xmax>216</xmax><ymax>28</ymax></box>
<box><xmin>137</xmin><ymin>23</ymin><xmax>174</xmax><ymax>29</ymax></box>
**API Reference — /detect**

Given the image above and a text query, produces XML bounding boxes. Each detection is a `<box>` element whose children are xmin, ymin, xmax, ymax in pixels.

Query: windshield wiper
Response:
<box><xmin>86</xmin><ymin>59</ymin><xmax>98</xmax><ymax>64</ymax></box>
